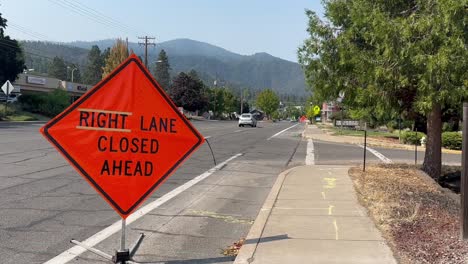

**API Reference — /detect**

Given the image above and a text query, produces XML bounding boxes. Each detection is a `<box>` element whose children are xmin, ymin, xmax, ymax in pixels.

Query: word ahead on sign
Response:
<box><xmin>40</xmin><ymin>54</ymin><xmax>205</xmax><ymax>218</ymax></box>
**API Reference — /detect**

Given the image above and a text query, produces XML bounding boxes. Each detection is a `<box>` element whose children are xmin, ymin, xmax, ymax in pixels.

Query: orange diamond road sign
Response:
<box><xmin>40</xmin><ymin>54</ymin><xmax>205</xmax><ymax>218</ymax></box>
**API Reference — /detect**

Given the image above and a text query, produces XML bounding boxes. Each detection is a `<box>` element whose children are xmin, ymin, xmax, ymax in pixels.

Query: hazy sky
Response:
<box><xmin>0</xmin><ymin>0</ymin><xmax>324</xmax><ymax>62</ymax></box>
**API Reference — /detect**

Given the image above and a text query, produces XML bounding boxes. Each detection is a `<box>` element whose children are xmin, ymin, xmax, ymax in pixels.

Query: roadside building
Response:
<box><xmin>321</xmin><ymin>102</ymin><xmax>340</xmax><ymax>122</ymax></box>
<box><xmin>12</xmin><ymin>73</ymin><xmax>90</xmax><ymax>102</ymax></box>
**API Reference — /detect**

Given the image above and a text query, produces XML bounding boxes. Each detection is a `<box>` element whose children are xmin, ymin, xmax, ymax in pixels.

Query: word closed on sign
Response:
<box><xmin>40</xmin><ymin>54</ymin><xmax>204</xmax><ymax>218</ymax></box>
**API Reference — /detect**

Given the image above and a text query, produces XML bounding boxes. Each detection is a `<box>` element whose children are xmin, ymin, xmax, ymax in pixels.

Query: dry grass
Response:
<box><xmin>349</xmin><ymin>164</ymin><xmax>468</xmax><ymax>264</ymax></box>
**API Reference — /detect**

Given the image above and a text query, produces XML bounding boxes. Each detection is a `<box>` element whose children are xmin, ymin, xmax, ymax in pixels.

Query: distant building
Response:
<box><xmin>322</xmin><ymin>102</ymin><xmax>340</xmax><ymax>122</ymax></box>
<box><xmin>12</xmin><ymin>73</ymin><xmax>90</xmax><ymax>102</ymax></box>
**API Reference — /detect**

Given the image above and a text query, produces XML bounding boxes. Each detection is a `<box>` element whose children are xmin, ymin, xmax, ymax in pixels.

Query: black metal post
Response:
<box><xmin>340</xmin><ymin>107</ymin><xmax>344</xmax><ymax>133</ymax></box>
<box><xmin>415</xmin><ymin>127</ymin><xmax>418</xmax><ymax>165</ymax></box>
<box><xmin>4</xmin><ymin>81</ymin><xmax>9</xmax><ymax>116</ymax></box>
<box><xmin>398</xmin><ymin>117</ymin><xmax>402</xmax><ymax>143</ymax></box>
<box><xmin>205</xmin><ymin>138</ymin><xmax>217</xmax><ymax>166</ymax></box>
<box><xmin>461</xmin><ymin>102</ymin><xmax>468</xmax><ymax>239</ymax></box>
<box><xmin>363</xmin><ymin>129</ymin><xmax>367</xmax><ymax>172</ymax></box>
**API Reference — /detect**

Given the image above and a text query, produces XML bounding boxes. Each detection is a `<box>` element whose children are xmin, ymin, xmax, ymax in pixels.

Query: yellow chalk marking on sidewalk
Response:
<box><xmin>321</xmin><ymin>192</ymin><xmax>326</xmax><ymax>200</ymax></box>
<box><xmin>323</xmin><ymin>177</ymin><xmax>336</xmax><ymax>189</ymax></box>
<box><xmin>333</xmin><ymin>219</ymin><xmax>339</xmax><ymax>240</ymax></box>
<box><xmin>328</xmin><ymin>205</ymin><xmax>334</xmax><ymax>215</ymax></box>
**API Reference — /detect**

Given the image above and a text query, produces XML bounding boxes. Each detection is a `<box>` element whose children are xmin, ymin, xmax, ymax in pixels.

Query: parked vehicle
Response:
<box><xmin>0</xmin><ymin>93</ymin><xmax>21</xmax><ymax>103</ymax></box>
<box><xmin>238</xmin><ymin>113</ymin><xmax>257</xmax><ymax>127</ymax></box>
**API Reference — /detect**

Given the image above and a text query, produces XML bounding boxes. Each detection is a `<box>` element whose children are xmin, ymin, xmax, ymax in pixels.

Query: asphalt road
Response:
<box><xmin>0</xmin><ymin>120</ymin><xmax>306</xmax><ymax>264</ymax></box>
<box><xmin>0</xmin><ymin>121</ymin><xmax>462</xmax><ymax>264</ymax></box>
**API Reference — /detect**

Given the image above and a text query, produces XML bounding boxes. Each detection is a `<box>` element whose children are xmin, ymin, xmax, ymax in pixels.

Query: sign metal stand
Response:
<box><xmin>71</xmin><ymin>219</ymin><xmax>145</xmax><ymax>263</ymax></box>
<box><xmin>40</xmin><ymin>54</ymin><xmax>205</xmax><ymax>263</ymax></box>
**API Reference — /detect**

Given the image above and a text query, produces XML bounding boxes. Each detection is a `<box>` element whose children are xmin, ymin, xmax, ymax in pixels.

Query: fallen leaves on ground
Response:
<box><xmin>222</xmin><ymin>238</ymin><xmax>246</xmax><ymax>257</ymax></box>
<box><xmin>349</xmin><ymin>164</ymin><xmax>468</xmax><ymax>264</ymax></box>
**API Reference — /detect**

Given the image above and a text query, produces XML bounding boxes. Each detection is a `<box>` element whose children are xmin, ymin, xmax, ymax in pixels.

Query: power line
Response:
<box><xmin>48</xmin><ymin>0</ymin><xmax>142</xmax><ymax>37</ymax></box>
<box><xmin>0</xmin><ymin>40</ymin><xmax>87</xmax><ymax>68</ymax></box>
<box><xmin>138</xmin><ymin>36</ymin><xmax>156</xmax><ymax>68</ymax></box>
<box><xmin>66</xmin><ymin>0</ymin><xmax>143</xmax><ymax>35</ymax></box>
<box><xmin>8</xmin><ymin>22</ymin><xmax>51</xmax><ymax>40</ymax></box>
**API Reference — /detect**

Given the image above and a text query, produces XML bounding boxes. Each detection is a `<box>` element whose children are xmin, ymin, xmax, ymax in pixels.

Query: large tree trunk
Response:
<box><xmin>422</xmin><ymin>102</ymin><xmax>442</xmax><ymax>179</ymax></box>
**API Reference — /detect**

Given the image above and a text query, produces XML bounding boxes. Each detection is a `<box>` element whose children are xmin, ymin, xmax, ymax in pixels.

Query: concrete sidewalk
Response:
<box><xmin>234</xmin><ymin>165</ymin><xmax>397</xmax><ymax>264</ymax></box>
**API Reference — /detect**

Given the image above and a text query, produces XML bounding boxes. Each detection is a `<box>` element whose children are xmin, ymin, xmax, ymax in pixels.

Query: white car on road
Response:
<box><xmin>238</xmin><ymin>113</ymin><xmax>257</xmax><ymax>127</ymax></box>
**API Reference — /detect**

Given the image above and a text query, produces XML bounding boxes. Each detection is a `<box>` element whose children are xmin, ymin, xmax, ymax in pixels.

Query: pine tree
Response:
<box><xmin>102</xmin><ymin>39</ymin><xmax>129</xmax><ymax>78</ymax></box>
<box><xmin>154</xmin><ymin>49</ymin><xmax>171</xmax><ymax>91</ymax></box>
<box><xmin>0</xmin><ymin>12</ymin><xmax>25</xmax><ymax>84</ymax></box>
<box><xmin>48</xmin><ymin>56</ymin><xmax>67</xmax><ymax>80</ymax></box>
<box><xmin>83</xmin><ymin>45</ymin><xmax>103</xmax><ymax>85</ymax></box>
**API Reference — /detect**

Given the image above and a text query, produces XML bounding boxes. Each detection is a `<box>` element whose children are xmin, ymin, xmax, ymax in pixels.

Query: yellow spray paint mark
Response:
<box><xmin>333</xmin><ymin>219</ymin><xmax>339</xmax><ymax>240</ymax></box>
<box><xmin>188</xmin><ymin>210</ymin><xmax>254</xmax><ymax>225</ymax></box>
<box><xmin>321</xmin><ymin>192</ymin><xmax>326</xmax><ymax>200</ymax></box>
<box><xmin>323</xmin><ymin>177</ymin><xmax>336</xmax><ymax>189</ymax></box>
<box><xmin>328</xmin><ymin>205</ymin><xmax>335</xmax><ymax>215</ymax></box>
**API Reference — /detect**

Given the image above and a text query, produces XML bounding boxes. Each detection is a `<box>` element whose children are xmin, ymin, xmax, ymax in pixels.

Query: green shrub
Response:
<box><xmin>18</xmin><ymin>89</ymin><xmax>70</xmax><ymax>117</ymax></box>
<box><xmin>401</xmin><ymin>131</ymin><xmax>425</xmax><ymax>145</ymax></box>
<box><xmin>329</xmin><ymin>111</ymin><xmax>349</xmax><ymax>121</ymax></box>
<box><xmin>18</xmin><ymin>93</ymin><xmax>46</xmax><ymax>113</ymax></box>
<box><xmin>442</xmin><ymin>132</ymin><xmax>462</xmax><ymax>150</ymax></box>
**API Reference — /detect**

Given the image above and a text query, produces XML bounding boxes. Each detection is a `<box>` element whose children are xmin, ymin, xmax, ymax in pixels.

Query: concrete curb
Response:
<box><xmin>305</xmin><ymin>125</ymin><xmax>461</xmax><ymax>155</ymax></box>
<box><xmin>233</xmin><ymin>166</ymin><xmax>296</xmax><ymax>264</ymax></box>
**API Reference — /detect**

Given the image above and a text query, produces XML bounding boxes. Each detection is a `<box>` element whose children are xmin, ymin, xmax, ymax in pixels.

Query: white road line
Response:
<box><xmin>267</xmin><ymin>123</ymin><xmax>300</xmax><ymax>140</ymax></box>
<box><xmin>204</xmin><ymin>136</ymin><xmax>212</xmax><ymax>139</ymax></box>
<box><xmin>358</xmin><ymin>145</ymin><xmax>393</xmax><ymax>164</ymax></box>
<box><xmin>44</xmin><ymin>153</ymin><xmax>243</xmax><ymax>264</ymax></box>
<box><xmin>235</xmin><ymin>129</ymin><xmax>242</xmax><ymax>132</ymax></box>
<box><xmin>305</xmin><ymin>139</ymin><xmax>315</xmax><ymax>165</ymax></box>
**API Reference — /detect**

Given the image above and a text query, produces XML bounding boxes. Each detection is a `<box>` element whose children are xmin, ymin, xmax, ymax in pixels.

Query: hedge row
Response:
<box><xmin>442</xmin><ymin>132</ymin><xmax>462</xmax><ymax>150</ymax></box>
<box><xmin>401</xmin><ymin>131</ymin><xmax>425</xmax><ymax>145</ymax></box>
<box><xmin>18</xmin><ymin>89</ymin><xmax>70</xmax><ymax>117</ymax></box>
<box><xmin>401</xmin><ymin>131</ymin><xmax>462</xmax><ymax>150</ymax></box>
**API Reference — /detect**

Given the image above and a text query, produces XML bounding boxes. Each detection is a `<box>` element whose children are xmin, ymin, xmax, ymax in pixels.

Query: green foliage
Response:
<box><xmin>18</xmin><ymin>89</ymin><xmax>70</xmax><ymax>117</ymax></box>
<box><xmin>154</xmin><ymin>49</ymin><xmax>171</xmax><ymax>91</ymax></box>
<box><xmin>285</xmin><ymin>105</ymin><xmax>304</xmax><ymax>120</ymax></box>
<box><xmin>442</xmin><ymin>132</ymin><xmax>462</xmax><ymax>150</ymax></box>
<box><xmin>206</xmin><ymin>87</ymin><xmax>239</xmax><ymax>116</ymax></box>
<box><xmin>256</xmin><ymin>89</ymin><xmax>280</xmax><ymax>119</ymax></box>
<box><xmin>0</xmin><ymin>12</ymin><xmax>25</xmax><ymax>84</ymax></box>
<box><xmin>21</xmin><ymin>41</ymin><xmax>88</xmax><ymax>74</ymax></box>
<box><xmin>170</xmin><ymin>72</ymin><xmax>207</xmax><ymax>112</ymax></box>
<box><xmin>298</xmin><ymin>0</ymin><xmax>467</xmax><ymax>177</ymax></box>
<box><xmin>401</xmin><ymin>131</ymin><xmax>426</xmax><ymax>145</ymax></box>
<box><xmin>271</xmin><ymin>110</ymin><xmax>280</xmax><ymax>121</ymax></box>
<box><xmin>48</xmin><ymin>56</ymin><xmax>67</xmax><ymax>80</ymax></box>
<box><xmin>329</xmin><ymin>111</ymin><xmax>350</xmax><ymax>121</ymax></box>
<box><xmin>442</xmin><ymin>122</ymin><xmax>459</xmax><ymax>132</ymax></box>
<box><xmin>83</xmin><ymin>45</ymin><xmax>104</xmax><ymax>85</ymax></box>
<box><xmin>306</xmin><ymin>106</ymin><xmax>315</xmax><ymax>121</ymax></box>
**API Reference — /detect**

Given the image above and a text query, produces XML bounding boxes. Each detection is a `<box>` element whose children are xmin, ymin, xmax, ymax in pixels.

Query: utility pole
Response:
<box><xmin>138</xmin><ymin>36</ymin><xmax>156</xmax><ymax>68</ymax></box>
<box><xmin>240</xmin><ymin>88</ymin><xmax>243</xmax><ymax>115</ymax></box>
<box><xmin>461</xmin><ymin>102</ymin><xmax>468</xmax><ymax>239</ymax></box>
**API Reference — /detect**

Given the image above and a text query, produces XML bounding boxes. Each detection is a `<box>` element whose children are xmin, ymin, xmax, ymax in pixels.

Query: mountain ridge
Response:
<box><xmin>22</xmin><ymin>38</ymin><xmax>308</xmax><ymax>96</ymax></box>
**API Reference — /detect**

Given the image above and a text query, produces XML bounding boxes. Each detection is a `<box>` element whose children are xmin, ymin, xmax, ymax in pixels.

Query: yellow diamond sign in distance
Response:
<box><xmin>313</xmin><ymin>105</ymin><xmax>321</xmax><ymax>116</ymax></box>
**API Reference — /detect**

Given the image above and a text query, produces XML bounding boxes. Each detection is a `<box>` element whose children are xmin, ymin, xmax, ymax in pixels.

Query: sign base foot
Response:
<box><xmin>70</xmin><ymin>233</ymin><xmax>145</xmax><ymax>264</ymax></box>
